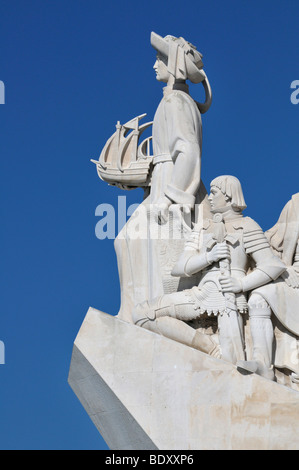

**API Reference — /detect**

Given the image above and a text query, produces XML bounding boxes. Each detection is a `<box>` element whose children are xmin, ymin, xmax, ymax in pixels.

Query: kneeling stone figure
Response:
<box><xmin>133</xmin><ymin>176</ymin><xmax>286</xmax><ymax>374</ymax></box>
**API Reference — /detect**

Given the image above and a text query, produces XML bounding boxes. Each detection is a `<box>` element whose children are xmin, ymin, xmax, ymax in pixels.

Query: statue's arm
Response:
<box><xmin>171</xmin><ymin>249</ymin><xmax>210</xmax><ymax>277</ymax></box>
<box><xmin>241</xmin><ymin>246</ymin><xmax>286</xmax><ymax>292</ymax></box>
<box><xmin>220</xmin><ymin>221</ymin><xmax>286</xmax><ymax>294</ymax></box>
<box><xmin>240</xmin><ymin>220</ymin><xmax>286</xmax><ymax>292</ymax></box>
<box><xmin>172</xmin><ymin>233</ymin><xmax>230</xmax><ymax>278</ymax></box>
<box><xmin>171</xmin><ymin>228</ymin><xmax>208</xmax><ymax>277</ymax></box>
<box><xmin>280</xmin><ymin>239</ymin><xmax>299</xmax><ymax>288</ymax></box>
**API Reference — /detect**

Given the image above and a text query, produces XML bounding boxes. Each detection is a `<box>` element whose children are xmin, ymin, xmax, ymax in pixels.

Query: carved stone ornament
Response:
<box><xmin>68</xmin><ymin>31</ymin><xmax>299</xmax><ymax>450</ymax></box>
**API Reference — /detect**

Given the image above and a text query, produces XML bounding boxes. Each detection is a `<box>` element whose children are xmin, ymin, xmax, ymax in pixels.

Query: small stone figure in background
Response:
<box><xmin>239</xmin><ymin>194</ymin><xmax>299</xmax><ymax>387</ymax></box>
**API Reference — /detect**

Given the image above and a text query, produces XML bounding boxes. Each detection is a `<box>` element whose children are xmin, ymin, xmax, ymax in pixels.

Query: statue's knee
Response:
<box><xmin>248</xmin><ymin>293</ymin><xmax>271</xmax><ymax>318</ymax></box>
<box><xmin>132</xmin><ymin>301</ymin><xmax>150</xmax><ymax>326</ymax></box>
<box><xmin>132</xmin><ymin>297</ymin><xmax>171</xmax><ymax>327</ymax></box>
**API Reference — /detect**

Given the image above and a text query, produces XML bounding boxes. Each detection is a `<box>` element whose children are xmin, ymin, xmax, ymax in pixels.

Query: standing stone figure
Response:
<box><xmin>114</xmin><ymin>32</ymin><xmax>213</xmax><ymax>322</ymax></box>
<box><xmin>149</xmin><ymin>31</ymin><xmax>212</xmax><ymax>221</ymax></box>
<box><xmin>133</xmin><ymin>176</ymin><xmax>286</xmax><ymax>365</ymax></box>
<box><xmin>239</xmin><ymin>193</ymin><xmax>299</xmax><ymax>387</ymax></box>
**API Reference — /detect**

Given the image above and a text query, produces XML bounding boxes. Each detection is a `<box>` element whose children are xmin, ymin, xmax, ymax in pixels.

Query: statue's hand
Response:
<box><xmin>154</xmin><ymin>196</ymin><xmax>172</xmax><ymax>224</ymax></box>
<box><xmin>219</xmin><ymin>276</ymin><xmax>243</xmax><ymax>294</ymax></box>
<box><xmin>207</xmin><ymin>242</ymin><xmax>230</xmax><ymax>264</ymax></box>
<box><xmin>281</xmin><ymin>267</ymin><xmax>299</xmax><ymax>288</ymax></box>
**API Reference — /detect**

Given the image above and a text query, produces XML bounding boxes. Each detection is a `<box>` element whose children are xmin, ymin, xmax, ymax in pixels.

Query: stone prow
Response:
<box><xmin>68</xmin><ymin>308</ymin><xmax>299</xmax><ymax>450</ymax></box>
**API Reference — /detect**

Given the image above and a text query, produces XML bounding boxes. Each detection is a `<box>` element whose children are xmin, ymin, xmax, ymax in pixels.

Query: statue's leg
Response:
<box><xmin>217</xmin><ymin>311</ymin><xmax>244</xmax><ymax>365</ymax></box>
<box><xmin>237</xmin><ymin>293</ymin><xmax>274</xmax><ymax>380</ymax></box>
<box><xmin>132</xmin><ymin>292</ymin><xmax>221</xmax><ymax>358</ymax></box>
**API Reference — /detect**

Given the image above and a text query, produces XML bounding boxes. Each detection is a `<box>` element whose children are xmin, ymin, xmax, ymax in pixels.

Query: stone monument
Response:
<box><xmin>68</xmin><ymin>32</ymin><xmax>299</xmax><ymax>450</ymax></box>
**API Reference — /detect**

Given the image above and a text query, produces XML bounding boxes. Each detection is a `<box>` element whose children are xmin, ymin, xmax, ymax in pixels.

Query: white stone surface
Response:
<box><xmin>68</xmin><ymin>307</ymin><xmax>299</xmax><ymax>450</ymax></box>
<box><xmin>132</xmin><ymin>176</ymin><xmax>288</xmax><ymax>379</ymax></box>
<box><xmin>92</xmin><ymin>32</ymin><xmax>213</xmax><ymax>323</ymax></box>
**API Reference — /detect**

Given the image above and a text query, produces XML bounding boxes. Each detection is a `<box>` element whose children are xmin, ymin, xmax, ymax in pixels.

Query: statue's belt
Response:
<box><xmin>153</xmin><ymin>154</ymin><xmax>172</xmax><ymax>165</ymax></box>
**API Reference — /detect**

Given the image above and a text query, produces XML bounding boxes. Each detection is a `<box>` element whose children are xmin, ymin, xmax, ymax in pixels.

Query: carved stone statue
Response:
<box><xmin>91</xmin><ymin>32</ymin><xmax>298</xmax><ymax>387</ymax></box>
<box><xmin>132</xmin><ymin>176</ymin><xmax>286</xmax><ymax>366</ymax></box>
<box><xmin>69</xmin><ymin>31</ymin><xmax>299</xmax><ymax>450</ymax></box>
<box><xmin>92</xmin><ymin>32</ymin><xmax>214</xmax><ymax>322</ymax></box>
<box><xmin>149</xmin><ymin>32</ymin><xmax>212</xmax><ymax>222</ymax></box>
<box><xmin>239</xmin><ymin>194</ymin><xmax>299</xmax><ymax>387</ymax></box>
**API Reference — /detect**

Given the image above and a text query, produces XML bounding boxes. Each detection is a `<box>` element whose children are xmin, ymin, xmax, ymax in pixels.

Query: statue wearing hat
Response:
<box><xmin>92</xmin><ymin>32</ymin><xmax>214</xmax><ymax>322</ymax></box>
<box><xmin>91</xmin><ymin>32</ymin><xmax>298</xmax><ymax>390</ymax></box>
<box><xmin>149</xmin><ymin>32</ymin><xmax>212</xmax><ymax>223</ymax></box>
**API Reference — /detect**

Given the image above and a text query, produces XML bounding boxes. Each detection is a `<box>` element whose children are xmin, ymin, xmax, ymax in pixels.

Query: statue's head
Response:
<box><xmin>151</xmin><ymin>32</ymin><xmax>205</xmax><ymax>84</ymax></box>
<box><xmin>209</xmin><ymin>175</ymin><xmax>247</xmax><ymax>213</ymax></box>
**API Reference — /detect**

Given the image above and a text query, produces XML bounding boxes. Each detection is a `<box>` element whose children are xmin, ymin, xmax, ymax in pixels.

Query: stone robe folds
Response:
<box><xmin>151</xmin><ymin>84</ymin><xmax>203</xmax><ymax>206</ymax></box>
<box><xmin>115</xmin><ymin>84</ymin><xmax>210</xmax><ymax>322</ymax></box>
<box><xmin>254</xmin><ymin>193</ymin><xmax>299</xmax><ymax>375</ymax></box>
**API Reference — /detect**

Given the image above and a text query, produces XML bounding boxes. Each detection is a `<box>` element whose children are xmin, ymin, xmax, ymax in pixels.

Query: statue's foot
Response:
<box><xmin>237</xmin><ymin>360</ymin><xmax>275</xmax><ymax>381</ymax></box>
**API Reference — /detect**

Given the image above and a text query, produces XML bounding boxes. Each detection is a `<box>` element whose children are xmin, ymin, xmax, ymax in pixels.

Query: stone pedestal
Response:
<box><xmin>68</xmin><ymin>307</ymin><xmax>299</xmax><ymax>450</ymax></box>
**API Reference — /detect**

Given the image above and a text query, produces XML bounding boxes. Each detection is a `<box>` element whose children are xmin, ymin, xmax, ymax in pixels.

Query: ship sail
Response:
<box><xmin>91</xmin><ymin>114</ymin><xmax>153</xmax><ymax>187</ymax></box>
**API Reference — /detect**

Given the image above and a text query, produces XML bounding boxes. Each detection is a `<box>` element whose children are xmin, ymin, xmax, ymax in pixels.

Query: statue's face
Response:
<box><xmin>208</xmin><ymin>186</ymin><xmax>231</xmax><ymax>213</ymax></box>
<box><xmin>153</xmin><ymin>54</ymin><xmax>170</xmax><ymax>82</ymax></box>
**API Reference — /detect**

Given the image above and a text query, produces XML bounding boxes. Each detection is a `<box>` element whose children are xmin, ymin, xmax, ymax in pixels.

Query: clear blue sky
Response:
<box><xmin>0</xmin><ymin>0</ymin><xmax>298</xmax><ymax>450</ymax></box>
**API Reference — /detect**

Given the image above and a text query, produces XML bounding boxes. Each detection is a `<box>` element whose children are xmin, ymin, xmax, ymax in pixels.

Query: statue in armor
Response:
<box><xmin>133</xmin><ymin>176</ymin><xmax>286</xmax><ymax>367</ymax></box>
